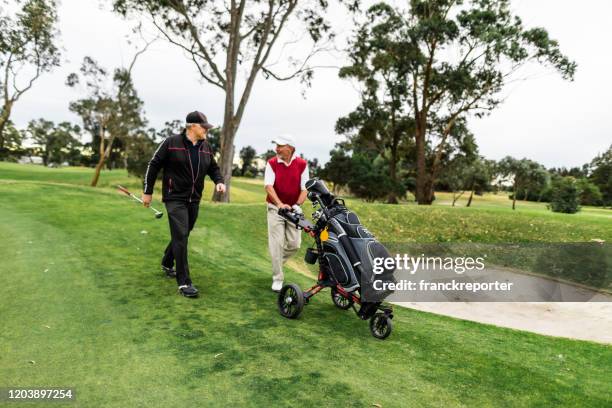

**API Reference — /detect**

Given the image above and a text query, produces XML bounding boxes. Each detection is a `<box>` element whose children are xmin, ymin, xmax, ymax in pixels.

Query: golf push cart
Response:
<box><xmin>276</xmin><ymin>178</ymin><xmax>396</xmax><ymax>339</ymax></box>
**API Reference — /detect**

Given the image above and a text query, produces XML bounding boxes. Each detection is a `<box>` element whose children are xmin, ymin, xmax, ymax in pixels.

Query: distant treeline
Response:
<box><xmin>319</xmin><ymin>139</ymin><xmax>611</xmax><ymax>212</ymax></box>
<box><xmin>2</xmin><ymin>0</ymin><xmax>606</xmax><ymax>213</ymax></box>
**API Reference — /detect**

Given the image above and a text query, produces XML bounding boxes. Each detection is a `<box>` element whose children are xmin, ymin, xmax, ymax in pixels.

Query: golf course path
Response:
<box><xmin>396</xmin><ymin>302</ymin><xmax>612</xmax><ymax>344</ymax></box>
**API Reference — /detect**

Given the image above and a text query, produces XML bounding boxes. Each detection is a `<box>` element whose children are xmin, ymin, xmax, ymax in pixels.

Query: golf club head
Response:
<box><xmin>155</xmin><ymin>212</ymin><xmax>163</xmax><ymax>219</ymax></box>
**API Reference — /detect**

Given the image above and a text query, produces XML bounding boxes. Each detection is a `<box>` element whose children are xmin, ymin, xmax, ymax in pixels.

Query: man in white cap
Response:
<box><xmin>264</xmin><ymin>135</ymin><xmax>309</xmax><ymax>292</ymax></box>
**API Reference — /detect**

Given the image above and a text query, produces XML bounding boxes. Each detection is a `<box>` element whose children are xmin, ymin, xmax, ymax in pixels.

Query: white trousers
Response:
<box><xmin>267</xmin><ymin>203</ymin><xmax>301</xmax><ymax>283</ymax></box>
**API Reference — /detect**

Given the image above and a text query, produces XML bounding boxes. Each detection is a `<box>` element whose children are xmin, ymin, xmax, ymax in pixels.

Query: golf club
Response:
<box><xmin>117</xmin><ymin>185</ymin><xmax>163</xmax><ymax>219</ymax></box>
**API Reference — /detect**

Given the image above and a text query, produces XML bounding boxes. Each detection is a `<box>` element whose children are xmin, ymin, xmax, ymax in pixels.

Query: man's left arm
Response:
<box><xmin>207</xmin><ymin>154</ymin><xmax>226</xmax><ymax>192</ymax></box>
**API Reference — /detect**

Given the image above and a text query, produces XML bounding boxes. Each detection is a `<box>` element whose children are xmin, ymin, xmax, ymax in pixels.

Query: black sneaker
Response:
<box><xmin>161</xmin><ymin>265</ymin><xmax>176</xmax><ymax>278</ymax></box>
<box><xmin>178</xmin><ymin>284</ymin><xmax>199</xmax><ymax>298</ymax></box>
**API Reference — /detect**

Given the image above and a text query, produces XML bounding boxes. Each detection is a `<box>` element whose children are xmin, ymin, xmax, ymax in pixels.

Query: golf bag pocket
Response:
<box><xmin>333</xmin><ymin>211</ymin><xmax>374</xmax><ymax>239</ymax></box>
<box><xmin>322</xmin><ymin>233</ymin><xmax>359</xmax><ymax>289</ymax></box>
<box><xmin>324</xmin><ymin>253</ymin><xmax>351</xmax><ymax>285</ymax></box>
<box><xmin>350</xmin><ymin>238</ymin><xmax>396</xmax><ymax>302</ymax></box>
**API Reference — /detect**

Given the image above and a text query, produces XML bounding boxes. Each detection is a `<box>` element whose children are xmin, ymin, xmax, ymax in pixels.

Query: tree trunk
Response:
<box><xmin>426</xmin><ymin>180</ymin><xmax>436</xmax><ymax>203</ymax></box>
<box><xmin>387</xmin><ymin>150</ymin><xmax>399</xmax><ymax>204</ymax></box>
<box><xmin>212</xmin><ymin>124</ymin><xmax>235</xmax><ymax>202</ymax></box>
<box><xmin>91</xmin><ymin>159</ymin><xmax>104</xmax><ymax>187</ymax></box>
<box><xmin>466</xmin><ymin>189</ymin><xmax>474</xmax><ymax>207</ymax></box>
<box><xmin>386</xmin><ymin>192</ymin><xmax>398</xmax><ymax>204</ymax></box>
<box><xmin>90</xmin><ymin>128</ymin><xmax>113</xmax><ymax>187</ymax></box>
<box><xmin>0</xmin><ymin>102</ymin><xmax>14</xmax><ymax>150</ymax></box>
<box><xmin>415</xmin><ymin>120</ymin><xmax>431</xmax><ymax>205</ymax></box>
<box><xmin>512</xmin><ymin>182</ymin><xmax>517</xmax><ymax>210</ymax></box>
<box><xmin>452</xmin><ymin>190</ymin><xmax>465</xmax><ymax>206</ymax></box>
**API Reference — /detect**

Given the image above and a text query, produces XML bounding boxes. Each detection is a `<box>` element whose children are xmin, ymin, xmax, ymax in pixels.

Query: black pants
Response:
<box><xmin>161</xmin><ymin>200</ymin><xmax>200</xmax><ymax>286</ymax></box>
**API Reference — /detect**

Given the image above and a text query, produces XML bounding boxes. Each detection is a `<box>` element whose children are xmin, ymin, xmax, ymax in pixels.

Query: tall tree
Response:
<box><xmin>587</xmin><ymin>145</ymin><xmax>611</xmax><ymax>206</ymax></box>
<box><xmin>113</xmin><ymin>0</ymin><xmax>356</xmax><ymax>202</ymax></box>
<box><xmin>67</xmin><ymin>50</ymin><xmax>148</xmax><ymax>186</ymax></box>
<box><xmin>497</xmin><ymin>156</ymin><xmax>548</xmax><ymax>210</ymax></box>
<box><xmin>27</xmin><ymin>119</ymin><xmax>82</xmax><ymax>166</ymax></box>
<box><xmin>337</xmin><ymin>11</ymin><xmax>414</xmax><ymax>203</ymax></box>
<box><xmin>0</xmin><ymin>0</ymin><xmax>60</xmax><ymax>152</ymax></box>
<box><xmin>465</xmin><ymin>158</ymin><xmax>494</xmax><ymax>207</ymax></box>
<box><xmin>321</xmin><ymin>147</ymin><xmax>353</xmax><ymax>193</ymax></box>
<box><xmin>437</xmin><ymin>132</ymin><xmax>483</xmax><ymax>206</ymax></box>
<box><xmin>351</xmin><ymin>1</ymin><xmax>575</xmax><ymax>204</ymax></box>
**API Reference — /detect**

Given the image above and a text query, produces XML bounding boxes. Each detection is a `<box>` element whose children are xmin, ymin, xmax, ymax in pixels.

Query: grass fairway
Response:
<box><xmin>1</xmin><ymin>163</ymin><xmax>611</xmax><ymax>407</ymax></box>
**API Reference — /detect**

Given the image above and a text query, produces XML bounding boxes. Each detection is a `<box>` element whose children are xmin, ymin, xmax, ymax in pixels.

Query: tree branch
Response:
<box><xmin>165</xmin><ymin>0</ymin><xmax>227</xmax><ymax>86</ymax></box>
<box><xmin>3</xmin><ymin>52</ymin><xmax>14</xmax><ymax>104</ymax></box>
<box><xmin>235</xmin><ymin>0</ymin><xmax>295</xmax><ymax>126</ymax></box>
<box><xmin>149</xmin><ymin>17</ymin><xmax>224</xmax><ymax>89</ymax></box>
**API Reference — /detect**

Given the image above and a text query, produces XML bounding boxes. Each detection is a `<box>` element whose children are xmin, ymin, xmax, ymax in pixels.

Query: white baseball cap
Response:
<box><xmin>271</xmin><ymin>134</ymin><xmax>296</xmax><ymax>147</ymax></box>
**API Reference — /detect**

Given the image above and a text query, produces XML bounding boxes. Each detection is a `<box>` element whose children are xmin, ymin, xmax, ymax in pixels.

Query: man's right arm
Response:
<box><xmin>264</xmin><ymin>161</ymin><xmax>290</xmax><ymax>209</ymax></box>
<box><xmin>142</xmin><ymin>139</ymin><xmax>169</xmax><ymax>205</ymax></box>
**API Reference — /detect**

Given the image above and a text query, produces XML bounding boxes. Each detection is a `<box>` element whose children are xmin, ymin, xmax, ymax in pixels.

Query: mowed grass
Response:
<box><xmin>0</xmin><ymin>163</ymin><xmax>611</xmax><ymax>407</ymax></box>
<box><xmin>3</xmin><ymin>162</ymin><xmax>609</xmax><ymax>243</ymax></box>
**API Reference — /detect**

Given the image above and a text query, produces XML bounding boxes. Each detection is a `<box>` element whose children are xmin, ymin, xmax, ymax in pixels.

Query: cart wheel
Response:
<box><xmin>369</xmin><ymin>312</ymin><xmax>393</xmax><ymax>339</ymax></box>
<box><xmin>331</xmin><ymin>287</ymin><xmax>353</xmax><ymax>310</ymax></box>
<box><xmin>278</xmin><ymin>284</ymin><xmax>304</xmax><ymax>319</ymax></box>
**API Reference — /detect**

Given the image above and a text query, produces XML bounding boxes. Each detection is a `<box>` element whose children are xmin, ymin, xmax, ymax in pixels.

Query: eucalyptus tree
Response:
<box><xmin>113</xmin><ymin>0</ymin><xmax>358</xmax><ymax>202</ymax></box>
<box><xmin>497</xmin><ymin>156</ymin><xmax>548</xmax><ymax>210</ymax></box>
<box><xmin>0</xmin><ymin>0</ymin><xmax>60</xmax><ymax>151</ymax></box>
<box><xmin>27</xmin><ymin>119</ymin><xmax>82</xmax><ymax>166</ymax></box>
<box><xmin>67</xmin><ymin>50</ymin><xmax>149</xmax><ymax>186</ymax></box>
<box><xmin>344</xmin><ymin>1</ymin><xmax>575</xmax><ymax>204</ymax></box>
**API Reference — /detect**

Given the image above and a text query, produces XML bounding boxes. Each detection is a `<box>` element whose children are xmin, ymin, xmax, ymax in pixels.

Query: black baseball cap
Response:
<box><xmin>186</xmin><ymin>111</ymin><xmax>214</xmax><ymax>129</ymax></box>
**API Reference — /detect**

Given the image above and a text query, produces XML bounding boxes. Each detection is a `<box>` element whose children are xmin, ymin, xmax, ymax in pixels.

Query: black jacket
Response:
<box><xmin>143</xmin><ymin>131</ymin><xmax>223</xmax><ymax>202</ymax></box>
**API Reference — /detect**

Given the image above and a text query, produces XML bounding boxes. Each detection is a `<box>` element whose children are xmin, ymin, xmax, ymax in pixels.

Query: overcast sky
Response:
<box><xmin>9</xmin><ymin>0</ymin><xmax>611</xmax><ymax>168</ymax></box>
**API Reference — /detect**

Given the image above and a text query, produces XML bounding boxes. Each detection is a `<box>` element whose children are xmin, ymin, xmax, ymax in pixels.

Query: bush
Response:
<box><xmin>549</xmin><ymin>177</ymin><xmax>580</xmax><ymax>214</ymax></box>
<box><xmin>576</xmin><ymin>178</ymin><xmax>603</xmax><ymax>206</ymax></box>
<box><xmin>347</xmin><ymin>154</ymin><xmax>405</xmax><ymax>202</ymax></box>
<box><xmin>538</xmin><ymin>185</ymin><xmax>553</xmax><ymax>202</ymax></box>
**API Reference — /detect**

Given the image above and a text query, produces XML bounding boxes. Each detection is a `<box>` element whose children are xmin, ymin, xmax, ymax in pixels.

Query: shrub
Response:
<box><xmin>576</xmin><ymin>178</ymin><xmax>603</xmax><ymax>206</ymax></box>
<box><xmin>347</xmin><ymin>154</ymin><xmax>405</xmax><ymax>202</ymax></box>
<box><xmin>549</xmin><ymin>177</ymin><xmax>580</xmax><ymax>214</ymax></box>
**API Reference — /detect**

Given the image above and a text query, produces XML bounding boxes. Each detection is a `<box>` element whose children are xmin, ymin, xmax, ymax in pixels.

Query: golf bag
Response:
<box><xmin>277</xmin><ymin>178</ymin><xmax>396</xmax><ymax>338</ymax></box>
<box><xmin>303</xmin><ymin>179</ymin><xmax>395</xmax><ymax>302</ymax></box>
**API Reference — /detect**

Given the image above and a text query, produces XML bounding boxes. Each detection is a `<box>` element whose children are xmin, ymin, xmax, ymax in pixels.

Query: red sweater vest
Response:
<box><xmin>267</xmin><ymin>156</ymin><xmax>307</xmax><ymax>206</ymax></box>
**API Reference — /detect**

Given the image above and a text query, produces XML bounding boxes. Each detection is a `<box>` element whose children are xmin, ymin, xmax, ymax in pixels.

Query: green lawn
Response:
<box><xmin>0</xmin><ymin>162</ymin><xmax>611</xmax><ymax>407</ymax></box>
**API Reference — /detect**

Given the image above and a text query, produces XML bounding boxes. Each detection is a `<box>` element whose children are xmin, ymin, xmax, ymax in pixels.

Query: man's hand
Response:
<box><xmin>279</xmin><ymin>203</ymin><xmax>292</xmax><ymax>210</ymax></box>
<box><xmin>215</xmin><ymin>183</ymin><xmax>226</xmax><ymax>193</ymax></box>
<box><xmin>142</xmin><ymin>193</ymin><xmax>152</xmax><ymax>207</ymax></box>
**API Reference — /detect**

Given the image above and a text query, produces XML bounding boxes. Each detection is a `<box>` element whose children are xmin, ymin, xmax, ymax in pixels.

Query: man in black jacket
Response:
<box><xmin>142</xmin><ymin>111</ymin><xmax>225</xmax><ymax>297</ymax></box>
